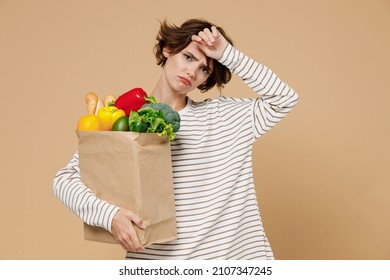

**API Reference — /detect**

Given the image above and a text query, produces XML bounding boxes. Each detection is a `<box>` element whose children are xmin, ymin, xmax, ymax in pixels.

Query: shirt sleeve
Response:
<box><xmin>53</xmin><ymin>152</ymin><xmax>120</xmax><ymax>233</ymax></box>
<box><xmin>218</xmin><ymin>43</ymin><xmax>299</xmax><ymax>139</ymax></box>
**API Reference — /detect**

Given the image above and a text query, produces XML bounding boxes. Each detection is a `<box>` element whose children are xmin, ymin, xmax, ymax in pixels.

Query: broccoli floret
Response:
<box><xmin>141</xmin><ymin>103</ymin><xmax>153</xmax><ymax>109</ymax></box>
<box><xmin>141</xmin><ymin>102</ymin><xmax>181</xmax><ymax>133</ymax></box>
<box><xmin>152</xmin><ymin>103</ymin><xmax>181</xmax><ymax>132</ymax></box>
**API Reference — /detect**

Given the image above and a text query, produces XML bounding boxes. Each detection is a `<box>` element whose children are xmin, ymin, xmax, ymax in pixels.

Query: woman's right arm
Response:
<box><xmin>53</xmin><ymin>152</ymin><xmax>120</xmax><ymax>233</ymax></box>
<box><xmin>53</xmin><ymin>152</ymin><xmax>145</xmax><ymax>251</ymax></box>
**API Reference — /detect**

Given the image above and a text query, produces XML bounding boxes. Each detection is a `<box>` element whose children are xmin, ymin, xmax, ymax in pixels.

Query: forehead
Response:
<box><xmin>183</xmin><ymin>41</ymin><xmax>205</xmax><ymax>55</ymax></box>
<box><xmin>182</xmin><ymin>42</ymin><xmax>214</xmax><ymax>68</ymax></box>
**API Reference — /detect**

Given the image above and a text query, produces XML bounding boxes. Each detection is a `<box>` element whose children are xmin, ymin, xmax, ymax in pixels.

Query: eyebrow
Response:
<box><xmin>185</xmin><ymin>51</ymin><xmax>213</xmax><ymax>71</ymax></box>
<box><xmin>186</xmin><ymin>51</ymin><xmax>200</xmax><ymax>62</ymax></box>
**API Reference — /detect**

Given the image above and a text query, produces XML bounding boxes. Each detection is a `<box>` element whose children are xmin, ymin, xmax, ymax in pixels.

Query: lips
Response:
<box><xmin>178</xmin><ymin>76</ymin><xmax>192</xmax><ymax>86</ymax></box>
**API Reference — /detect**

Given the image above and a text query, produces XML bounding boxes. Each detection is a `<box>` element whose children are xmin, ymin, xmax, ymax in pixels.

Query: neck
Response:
<box><xmin>151</xmin><ymin>76</ymin><xmax>188</xmax><ymax>111</ymax></box>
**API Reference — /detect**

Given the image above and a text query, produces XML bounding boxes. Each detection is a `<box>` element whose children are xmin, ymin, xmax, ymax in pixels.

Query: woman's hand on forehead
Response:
<box><xmin>191</xmin><ymin>26</ymin><xmax>229</xmax><ymax>61</ymax></box>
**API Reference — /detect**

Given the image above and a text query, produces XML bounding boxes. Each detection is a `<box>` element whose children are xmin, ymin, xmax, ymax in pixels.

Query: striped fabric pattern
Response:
<box><xmin>54</xmin><ymin>153</ymin><xmax>121</xmax><ymax>233</ymax></box>
<box><xmin>124</xmin><ymin>45</ymin><xmax>299</xmax><ymax>259</ymax></box>
<box><xmin>53</xmin><ymin>44</ymin><xmax>298</xmax><ymax>260</ymax></box>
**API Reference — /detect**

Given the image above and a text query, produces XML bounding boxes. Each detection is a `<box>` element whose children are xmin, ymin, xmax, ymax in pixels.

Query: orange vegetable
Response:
<box><xmin>77</xmin><ymin>114</ymin><xmax>100</xmax><ymax>131</ymax></box>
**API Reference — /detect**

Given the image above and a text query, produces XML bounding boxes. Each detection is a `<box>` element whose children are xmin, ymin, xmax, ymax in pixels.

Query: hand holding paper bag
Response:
<box><xmin>77</xmin><ymin>130</ymin><xmax>177</xmax><ymax>247</ymax></box>
<box><xmin>111</xmin><ymin>208</ymin><xmax>146</xmax><ymax>252</ymax></box>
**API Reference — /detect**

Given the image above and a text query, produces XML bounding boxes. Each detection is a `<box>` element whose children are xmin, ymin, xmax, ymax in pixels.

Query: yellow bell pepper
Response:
<box><xmin>97</xmin><ymin>106</ymin><xmax>126</xmax><ymax>131</ymax></box>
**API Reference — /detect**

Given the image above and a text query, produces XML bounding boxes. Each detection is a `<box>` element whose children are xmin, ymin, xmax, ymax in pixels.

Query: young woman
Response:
<box><xmin>54</xmin><ymin>18</ymin><xmax>299</xmax><ymax>259</ymax></box>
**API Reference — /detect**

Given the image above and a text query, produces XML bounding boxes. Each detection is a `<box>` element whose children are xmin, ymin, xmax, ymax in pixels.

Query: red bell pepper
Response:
<box><xmin>114</xmin><ymin>88</ymin><xmax>148</xmax><ymax>116</ymax></box>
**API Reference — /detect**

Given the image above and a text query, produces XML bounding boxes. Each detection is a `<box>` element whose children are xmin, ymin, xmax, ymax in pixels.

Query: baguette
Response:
<box><xmin>95</xmin><ymin>98</ymin><xmax>104</xmax><ymax>115</ymax></box>
<box><xmin>85</xmin><ymin>92</ymin><xmax>103</xmax><ymax>115</ymax></box>
<box><xmin>103</xmin><ymin>94</ymin><xmax>117</xmax><ymax>107</ymax></box>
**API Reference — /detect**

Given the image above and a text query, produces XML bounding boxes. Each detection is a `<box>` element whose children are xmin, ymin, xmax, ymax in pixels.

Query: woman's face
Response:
<box><xmin>162</xmin><ymin>42</ymin><xmax>214</xmax><ymax>95</ymax></box>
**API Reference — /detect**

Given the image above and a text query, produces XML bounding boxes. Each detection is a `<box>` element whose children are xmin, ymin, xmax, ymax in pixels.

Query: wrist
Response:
<box><xmin>217</xmin><ymin>43</ymin><xmax>233</xmax><ymax>63</ymax></box>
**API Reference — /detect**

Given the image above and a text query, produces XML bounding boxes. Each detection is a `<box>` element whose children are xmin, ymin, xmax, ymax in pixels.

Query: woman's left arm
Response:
<box><xmin>193</xmin><ymin>27</ymin><xmax>299</xmax><ymax>139</ymax></box>
<box><xmin>219</xmin><ymin>43</ymin><xmax>300</xmax><ymax>138</ymax></box>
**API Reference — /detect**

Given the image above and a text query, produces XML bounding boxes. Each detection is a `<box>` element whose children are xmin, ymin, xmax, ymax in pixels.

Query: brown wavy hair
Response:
<box><xmin>154</xmin><ymin>19</ymin><xmax>234</xmax><ymax>92</ymax></box>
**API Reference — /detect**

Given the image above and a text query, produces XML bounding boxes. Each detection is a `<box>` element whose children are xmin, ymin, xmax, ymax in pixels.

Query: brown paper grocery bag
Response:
<box><xmin>76</xmin><ymin>131</ymin><xmax>177</xmax><ymax>246</ymax></box>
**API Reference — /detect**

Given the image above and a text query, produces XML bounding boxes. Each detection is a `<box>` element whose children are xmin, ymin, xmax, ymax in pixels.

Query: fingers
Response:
<box><xmin>122</xmin><ymin>224</ymin><xmax>145</xmax><ymax>252</ymax></box>
<box><xmin>211</xmin><ymin>26</ymin><xmax>219</xmax><ymax>37</ymax></box>
<box><xmin>191</xmin><ymin>34</ymin><xmax>205</xmax><ymax>48</ymax></box>
<box><xmin>192</xmin><ymin>26</ymin><xmax>219</xmax><ymax>46</ymax></box>
<box><xmin>128</xmin><ymin>211</ymin><xmax>147</xmax><ymax>230</ymax></box>
<box><xmin>111</xmin><ymin>209</ymin><xmax>146</xmax><ymax>253</ymax></box>
<box><xmin>116</xmin><ymin>225</ymin><xmax>145</xmax><ymax>252</ymax></box>
<box><xmin>191</xmin><ymin>26</ymin><xmax>227</xmax><ymax>60</ymax></box>
<box><xmin>201</xmin><ymin>28</ymin><xmax>214</xmax><ymax>45</ymax></box>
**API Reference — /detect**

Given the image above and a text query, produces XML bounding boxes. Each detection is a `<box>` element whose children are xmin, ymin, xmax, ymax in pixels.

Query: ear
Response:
<box><xmin>162</xmin><ymin>47</ymin><xmax>172</xmax><ymax>58</ymax></box>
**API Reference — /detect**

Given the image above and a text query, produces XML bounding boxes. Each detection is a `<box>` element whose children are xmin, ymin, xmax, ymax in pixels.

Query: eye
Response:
<box><xmin>201</xmin><ymin>66</ymin><xmax>211</xmax><ymax>75</ymax></box>
<box><xmin>183</xmin><ymin>54</ymin><xmax>192</xmax><ymax>61</ymax></box>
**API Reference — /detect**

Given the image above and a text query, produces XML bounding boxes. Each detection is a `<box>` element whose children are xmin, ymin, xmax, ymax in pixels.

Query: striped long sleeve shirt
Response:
<box><xmin>53</xmin><ymin>43</ymin><xmax>299</xmax><ymax>259</ymax></box>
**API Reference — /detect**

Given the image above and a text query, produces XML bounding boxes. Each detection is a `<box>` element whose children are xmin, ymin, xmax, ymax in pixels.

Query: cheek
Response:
<box><xmin>190</xmin><ymin>77</ymin><xmax>207</xmax><ymax>91</ymax></box>
<box><xmin>197</xmin><ymin>72</ymin><xmax>211</xmax><ymax>85</ymax></box>
<box><xmin>166</xmin><ymin>57</ymin><xmax>183</xmax><ymax>73</ymax></box>
<box><xmin>163</xmin><ymin>61</ymin><xmax>177</xmax><ymax>78</ymax></box>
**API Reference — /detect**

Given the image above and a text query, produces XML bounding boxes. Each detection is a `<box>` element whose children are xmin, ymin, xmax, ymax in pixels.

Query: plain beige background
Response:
<box><xmin>1</xmin><ymin>0</ymin><xmax>389</xmax><ymax>260</ymax></box>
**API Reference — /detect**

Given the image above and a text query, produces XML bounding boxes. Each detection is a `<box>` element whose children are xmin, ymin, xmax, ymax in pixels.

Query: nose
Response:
<box><xmin>186</xmin><ymin>64</ymin><xmax>197</xmax><ymax>79</ymax></box>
